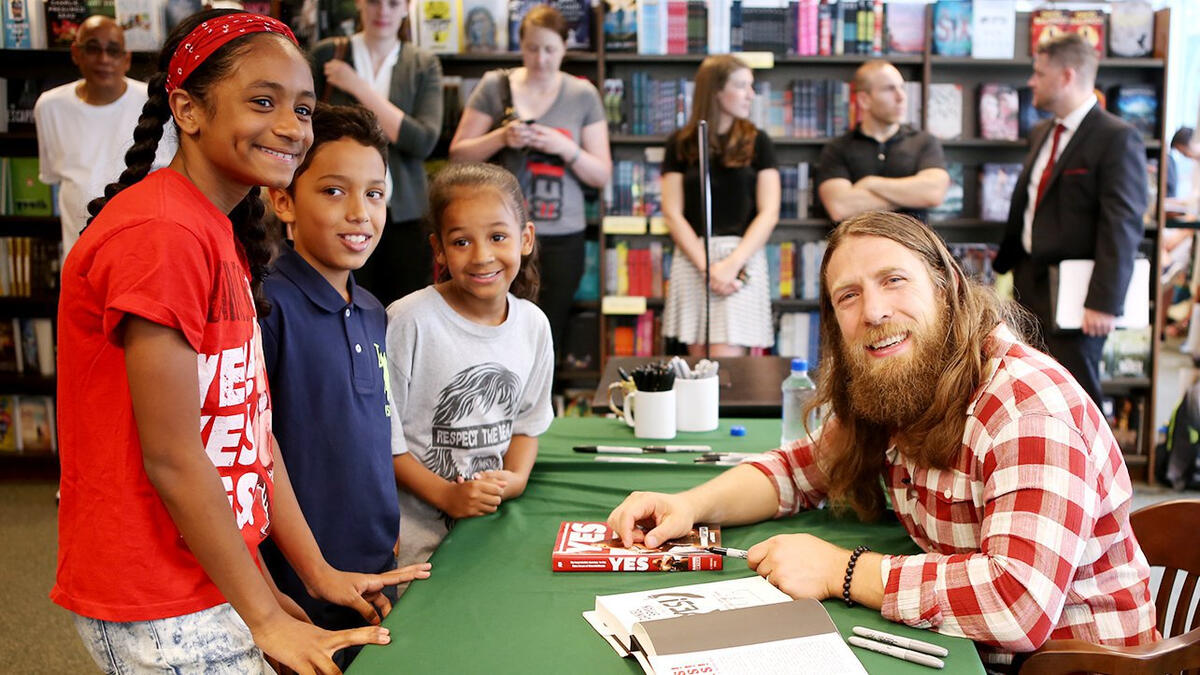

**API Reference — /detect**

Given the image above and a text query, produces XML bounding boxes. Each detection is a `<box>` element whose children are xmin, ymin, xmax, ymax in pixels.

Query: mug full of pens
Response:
<box><xmin>614</xmin><ymin>363</ymin><xmax>676</xmax><ymax>440</ymax></box>
<box><xmin>670</xmin><ymin>357</ymin><xmax>720</xmax><ymax>432</ymax></box>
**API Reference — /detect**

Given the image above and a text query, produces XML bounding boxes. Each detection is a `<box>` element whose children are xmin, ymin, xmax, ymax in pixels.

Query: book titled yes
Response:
<box><xmin>552</xmin><ymin>521</ymin><xmax>723</xmax><ymax>572</ymax></box>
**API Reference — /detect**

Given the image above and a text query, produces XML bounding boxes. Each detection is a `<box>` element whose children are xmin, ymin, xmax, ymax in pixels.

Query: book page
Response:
<box><xmin>645</xmin><ymin>633</ymin><xmax>867</xmax><ymax>675</ymax></box>
<box><xmin>1052</xmin><ymin>259</ymin><xmax>1150</xmax><ymax>330</ymax></box>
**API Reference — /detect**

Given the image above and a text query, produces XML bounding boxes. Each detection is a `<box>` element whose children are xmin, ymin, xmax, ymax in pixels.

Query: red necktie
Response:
<box><xmin>1034</xmin><ymin>123</ymin><xmax>1066</xmax><ymax>210</ymax></box>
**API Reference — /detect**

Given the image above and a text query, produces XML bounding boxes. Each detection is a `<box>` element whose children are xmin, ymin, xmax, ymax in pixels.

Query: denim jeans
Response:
<box><xmin>73</xmin><ymin>603</ymin><xmax>273</xmax><ymax>674</ymax></box>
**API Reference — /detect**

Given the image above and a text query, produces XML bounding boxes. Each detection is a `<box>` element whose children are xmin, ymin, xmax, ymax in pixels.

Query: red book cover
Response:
<box><xmin>666</xmin><ymin>0</ymin><xmax>688</xmax><ymax>55</ymax></box>
<box><xmin>1030</xmin><ymin>9</ymin><xmax>1070</xmax><ymax>56</ymax></box>
<box><xmin>551</xmin><ymin>521</ymin><xmax>724</xmax><ymax>572</ymax></box>
<box><xmin>1069</xmin><ymin>10</ymin><xmax>1105</xmax><ymax>58</ymax></box>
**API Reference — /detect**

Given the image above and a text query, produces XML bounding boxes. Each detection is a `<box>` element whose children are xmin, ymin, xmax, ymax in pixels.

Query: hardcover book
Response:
<box><xmin>462</xmin><ymin>0</ymin><xmax>507</xmax><ymax>52</ymax></box>
<box><xmin>8</xmin><ymin>158</ymin><xmax>52</xmax><ymax>217</ymax></box>
<box><xmin>44</xmin><ymin>0</ymin><xmax>90</xmax><ymax>48</ymax></box>
<box><xmin>1030</xmin><ymin>9</ymin><xmax>1069</xmax><ymax>56</ymax></box>
<box><xmin>586</xmin><ymin>575</ymin><xmax>793</xmax><ymax>653</ymax></box>
<box><xmin>3</xmin><ymin>0</ymin><xmax>32</xmax><ymax>49</ymax></box>
<box><xmin>884</xmin><ymin>2</ymin><xmax>924</xmax><ymax>55</ymax></box>
<box><xmin>1070</xmin><ymin>9</ymin><xmax>1105</xmax><ymax>58</ymax></box>
<box><xmin>627</xmin><ymin>599</ymin><xmax>868</xmax><ymax>675</ymax></box>
<box><xmin>970</xmin><ymin>0</ymin><xmax>1014</xmax><ymax>59</ymax></box>
<box><xmin>978</xmin><ymin>83</ymin><xmax>1018</xmax><ymax>141</ymax></box>
<box><xmin>555</xmin><ymin>0</ymin><xmax>591</xmax><ymax>49</ymax></box>
<box><xmin>18</xmin><ymin>395</ymin><xmax>55</xmax><ymax>452</ymax></box>
<box><xmin>979</xmin><ymin>163</ymin><xmax>1022</xmax><ymax>222</ymax></box>
<box><xmin>116</xmin><ymin>0</ymin><xmax>165</xmax><ymax>51</ymax></box>
<box><xmin>416</xmin><ymin>0</ymin><xmax>460</xmax><ymax>53</ymax></box>
<box><xmin>928</xmin><ymin>162</ymin><xmax>963</xmax><ymax>222</ymax></box>
<box><xmin>1108</xmin><ymin>84</ymin><xmax>1158</xmax><ymax>139</ymax></box>
<box><xmin>0</xmin><ymin>395</ymin><xmax>16</xmax><ymax>451</ymax></box>
<box><xmin>0</xmin><ymin>320</ymin><xmax>17</xmax><ymax>372</ymax></box>
<box><xmin>604</xmin><ymin>0</ymin><xmax>637</xmax><ymax>53</ymax></box>
<box><xmin>1110</xmin><ymin>0</ymin><xmax>1153</xmax><ymax>58</ymax></box>
<box><xmin>926</xmin><ymin>83</ymin><xmax>962</xmax><ymax>140</ymax></box>
<box><xmin>552</xmin><ymin>521</ymin><xmax>723</xmax><ymax>572</ymax></box>
<box><xmin>931</xmin><ymin>0</ymin><xmax>970</xmax><ymax>57</ymax></box>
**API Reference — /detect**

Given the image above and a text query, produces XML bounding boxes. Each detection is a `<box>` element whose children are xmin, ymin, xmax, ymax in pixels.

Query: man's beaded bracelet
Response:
<box><xmin>843</xmin><ymin>545</ymin><xmax>871</xmax><ymax>607</ymax></box>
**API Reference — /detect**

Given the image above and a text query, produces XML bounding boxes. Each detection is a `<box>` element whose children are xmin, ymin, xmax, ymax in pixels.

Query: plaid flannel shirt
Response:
<box><xmin>749</xmin><ymin>325</ymin><xmax>1158</xmax><ymax>660</ymax></box>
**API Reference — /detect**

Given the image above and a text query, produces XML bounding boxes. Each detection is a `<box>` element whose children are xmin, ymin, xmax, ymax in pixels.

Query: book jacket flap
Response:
<box><xmin>634</xmin><ymin>598</ymin><xmax>836</xmax><ymax>657</ymax></box>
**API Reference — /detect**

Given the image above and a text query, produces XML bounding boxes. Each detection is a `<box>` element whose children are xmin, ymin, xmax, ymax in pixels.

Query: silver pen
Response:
<box><xmin>848</xmin><ymin>636</ymin><xmax>945</xmax><ymax>669</ymax></box>
<box><xmin>851</xmin><ymin>626</ymin><xmax>949</xmax><ymax>657</ymax></box>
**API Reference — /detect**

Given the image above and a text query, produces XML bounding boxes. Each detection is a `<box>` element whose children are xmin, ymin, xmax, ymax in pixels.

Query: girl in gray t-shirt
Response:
<box><xmin>387</xmin><ymin>164</ymin><xmax>554</xmax><ymax>571</ymax></box>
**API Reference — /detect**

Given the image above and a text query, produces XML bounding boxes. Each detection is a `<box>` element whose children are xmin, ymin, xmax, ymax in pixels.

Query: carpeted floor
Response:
<box><xmin>0</xmin><ymin>480</ymin><xmax>93</xmax><ymax>673</ymax></box>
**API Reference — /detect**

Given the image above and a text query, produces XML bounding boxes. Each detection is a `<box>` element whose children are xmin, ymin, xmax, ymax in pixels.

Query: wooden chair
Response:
<box><xmin>1019</xmin><ymin>499</ymin><xmax>1200</xmax><ymax>675</ymax></box>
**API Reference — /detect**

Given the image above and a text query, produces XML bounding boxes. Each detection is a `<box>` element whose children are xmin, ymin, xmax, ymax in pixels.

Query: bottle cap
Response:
<box><xmin>730</xmin><ymin>425</ymin><xmax>747</xmax><ymax>437</ymax></box>
<box><xmin>790</xmin><ymin>358</ymin><xmax>807</xmax><ymax>372</ymax></box>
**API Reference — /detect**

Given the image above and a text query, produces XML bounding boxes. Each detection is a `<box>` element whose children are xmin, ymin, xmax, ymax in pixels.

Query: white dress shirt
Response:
<box><xmin>349</xmin><ymin>33</ymin><xmax>400</xmax><ymax>198</ymax></box>
<box><xmin>1022</xmin><ymin>93</ymin><xmax>1098</xmax><ymax>254</ymax></box>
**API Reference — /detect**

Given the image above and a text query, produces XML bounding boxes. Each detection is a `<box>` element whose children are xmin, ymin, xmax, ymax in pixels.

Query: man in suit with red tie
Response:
<box><xmin>994</xmin><ymin>32</ymin><xmax>1147</xmax><ymax>407</ymax></box>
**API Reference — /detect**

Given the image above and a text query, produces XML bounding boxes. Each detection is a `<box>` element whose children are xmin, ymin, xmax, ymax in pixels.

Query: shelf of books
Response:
<box><xmin>0</xmin><ymin>1</ymin><xmax>1172</xmax><ymax>461</ymax></box>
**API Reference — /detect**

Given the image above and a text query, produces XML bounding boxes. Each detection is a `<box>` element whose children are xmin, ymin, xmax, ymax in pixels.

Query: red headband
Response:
<box><xmin>165</xmin><ymin>13</ymin><xmax>298</xmax><ymax>93</ymax></box>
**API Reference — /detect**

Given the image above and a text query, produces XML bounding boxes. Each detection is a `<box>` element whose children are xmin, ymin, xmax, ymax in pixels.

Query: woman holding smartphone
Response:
<box><xmin>449</xmin><ymin>4</ymin><xmax>611</xmax><ymax>366</ymax></box>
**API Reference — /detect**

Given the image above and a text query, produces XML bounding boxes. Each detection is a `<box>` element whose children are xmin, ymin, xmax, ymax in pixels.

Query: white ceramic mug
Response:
<box><xmin>623</xmin><ymin>389</ymin><xmax>677</xmax><ymax>439</ymax></box>
<box><xmin>674</xmin><ymin>376</ymin><xmax>719</xmax><ymax>432</ymax></box>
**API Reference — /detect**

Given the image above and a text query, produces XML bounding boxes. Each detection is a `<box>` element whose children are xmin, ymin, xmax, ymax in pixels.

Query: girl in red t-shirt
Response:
<box><xmin>52</xmin><ymin>9</ymin><xmax>429</xmax><ymax>673</ymax></box>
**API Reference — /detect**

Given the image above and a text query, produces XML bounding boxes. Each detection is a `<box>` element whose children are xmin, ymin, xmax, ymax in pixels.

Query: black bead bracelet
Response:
<box><xmin>842</xmin><ymin>545</ymin><xmax>870</xmax><ymax>607</ymax></box>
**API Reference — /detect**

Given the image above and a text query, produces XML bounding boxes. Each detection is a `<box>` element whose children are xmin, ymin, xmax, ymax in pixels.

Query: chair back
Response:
<box><xmin>1019</xmin><ymin>498</ymin><xmax>1200</xmax><ymax>675</ymax></box>
<box><xmin>1130</xmin><ymin>499</ymin><xmax>1200</xmax><ymax>640</ymax></box>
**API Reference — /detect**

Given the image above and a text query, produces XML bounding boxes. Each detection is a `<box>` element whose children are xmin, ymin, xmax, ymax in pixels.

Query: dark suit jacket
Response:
<box><xmin>311</xmin><ymin>38</ymin><xmax>444</xmax><ymax>222</ymax></box>
<box><xmin>994</xmin><ymin>104</ymin><xmax>1147</xmax><ymax>327</ymax></box>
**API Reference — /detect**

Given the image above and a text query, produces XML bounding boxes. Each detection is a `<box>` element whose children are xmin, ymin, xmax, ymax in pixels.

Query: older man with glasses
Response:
<box><xmin>33</xmin><ymin>15</ymin><xmax>175</xmax><ymax>256</ymax></box>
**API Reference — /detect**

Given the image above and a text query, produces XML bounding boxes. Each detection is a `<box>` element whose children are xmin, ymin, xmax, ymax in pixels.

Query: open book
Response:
<box><xmin>583</xmin><ymin>576</ymin><xmax>865</xmax><ymax>675</ymax></box>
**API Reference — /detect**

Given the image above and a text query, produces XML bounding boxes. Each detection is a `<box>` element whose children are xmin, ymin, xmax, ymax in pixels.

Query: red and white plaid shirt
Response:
<box><xmin>749</xmin><ymin>325</ymin><xmax>1158</xmax><ymax>661</ymax></box>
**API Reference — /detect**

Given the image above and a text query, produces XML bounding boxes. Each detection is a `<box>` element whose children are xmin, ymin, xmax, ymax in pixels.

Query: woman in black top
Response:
<box><xmin>661</xmin><ymin>54</ymin><xmax>781</xmax><ymax>355</ymax></box>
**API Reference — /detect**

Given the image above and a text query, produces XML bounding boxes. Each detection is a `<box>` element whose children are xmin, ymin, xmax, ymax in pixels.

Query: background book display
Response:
<box><xmin>0</xmin><ymin>2</ymin><xmax>1174</xmax><ymax>474</ymax></box>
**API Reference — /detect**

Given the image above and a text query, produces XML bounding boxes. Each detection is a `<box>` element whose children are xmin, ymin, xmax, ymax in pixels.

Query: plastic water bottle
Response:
<box><xmin>781</xmin><ymin>358</ymin><xmax>817</xmax><ymax>446</ymax></box>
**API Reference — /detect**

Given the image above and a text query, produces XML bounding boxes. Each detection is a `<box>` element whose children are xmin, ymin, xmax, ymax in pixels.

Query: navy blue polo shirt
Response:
<box><xmin>257</xmin><ymin>245</ymin><xmax>399</xmax><ymax>621</ymax></box>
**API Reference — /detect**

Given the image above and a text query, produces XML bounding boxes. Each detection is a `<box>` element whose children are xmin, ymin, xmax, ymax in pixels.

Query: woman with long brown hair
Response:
<box><xmin>661</xmin><ymin>54</ymin><xmax>781</xmax><ymax>356</ymax></box>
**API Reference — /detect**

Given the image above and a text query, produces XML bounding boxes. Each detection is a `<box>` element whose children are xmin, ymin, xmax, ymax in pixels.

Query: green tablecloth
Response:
<box><xmin>350</xmin><ymin>418</ymin><xmax>985</xmax><ymax>674</ymax></box>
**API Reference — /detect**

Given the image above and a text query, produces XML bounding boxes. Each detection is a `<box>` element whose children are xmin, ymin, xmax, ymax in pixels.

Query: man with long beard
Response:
<box><xmin>606</xmin><ymin>212</ymin><xmax>1158</xmax><ymax>668</ymax></box>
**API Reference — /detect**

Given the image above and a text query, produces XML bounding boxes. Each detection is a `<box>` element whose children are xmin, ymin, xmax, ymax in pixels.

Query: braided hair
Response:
<box><xmin>87</xmin><ymin>8</ymin><xmax>299</xmax><ymax>316</ymax></box>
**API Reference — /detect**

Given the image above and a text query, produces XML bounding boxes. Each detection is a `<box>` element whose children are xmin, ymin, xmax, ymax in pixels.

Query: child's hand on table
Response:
<box><xmin>442</xmin><ymin>475</ymin><xmax>507</xmax><ymax>518</ymax></box>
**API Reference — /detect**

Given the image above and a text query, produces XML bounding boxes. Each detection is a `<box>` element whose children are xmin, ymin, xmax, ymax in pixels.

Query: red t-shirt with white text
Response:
<box><xmin>51</xmin><ymin>169</ymin><xmax>275</xmax><ymax>621</ymax></box>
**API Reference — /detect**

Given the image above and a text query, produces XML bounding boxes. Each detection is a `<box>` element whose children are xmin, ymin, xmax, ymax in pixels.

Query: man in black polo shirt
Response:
<box><xmin>817</xmin><ymin>60</ymin><xmax>949</xmax><ymax>222</ymax></box>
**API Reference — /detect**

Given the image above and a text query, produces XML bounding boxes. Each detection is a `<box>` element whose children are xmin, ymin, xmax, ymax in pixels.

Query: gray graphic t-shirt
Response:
<box><xmin>466</xmin><ymin>70</ymin><xmax>606</xmax><ymax>236</ymax></box>
<box><xmin>386</xmin><ymin>286</ymin><xmax>554</xmax><ymax>566</ymax></box>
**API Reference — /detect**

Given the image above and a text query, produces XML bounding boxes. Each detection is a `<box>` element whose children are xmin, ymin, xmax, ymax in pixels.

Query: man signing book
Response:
<box><xmin>606</xmin><ymin>212</ymin><xmax>1158</xmax><ymax>668</ymax></box>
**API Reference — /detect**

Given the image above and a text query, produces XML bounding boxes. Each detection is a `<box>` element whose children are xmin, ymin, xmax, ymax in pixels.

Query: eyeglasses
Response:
<box><xmin>80</xmin><ymin>42</ymin><xmax>125</xmax><ymax>59</ymax></box>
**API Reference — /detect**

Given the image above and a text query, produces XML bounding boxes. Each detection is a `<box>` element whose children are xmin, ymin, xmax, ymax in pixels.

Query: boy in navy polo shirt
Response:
<box><xmin>260</xmin><ymin>104</ymin><xmax>431</xmax><ymax>666</ymax></box>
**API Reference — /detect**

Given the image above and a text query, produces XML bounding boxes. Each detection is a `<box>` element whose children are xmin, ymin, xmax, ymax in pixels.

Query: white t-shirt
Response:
<box><xmin>385</xmin><ymin>285</ymin><xmax>554</xmax><ymax>566</ymax></box>
<box><xmin>34</xmin><ymin>78</ymin><xmax>176</xmax><ymax>254</ymax></box>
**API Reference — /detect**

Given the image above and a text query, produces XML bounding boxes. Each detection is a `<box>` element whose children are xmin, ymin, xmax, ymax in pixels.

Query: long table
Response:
<box><xmin>350</xmin><ymin>418</ymin><xmax>985</xmax><ymax>674</ymax></box>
